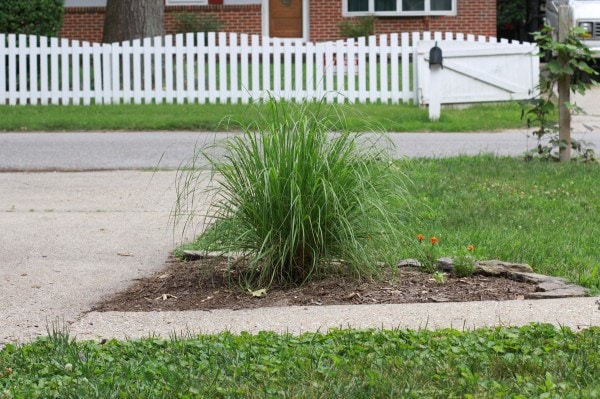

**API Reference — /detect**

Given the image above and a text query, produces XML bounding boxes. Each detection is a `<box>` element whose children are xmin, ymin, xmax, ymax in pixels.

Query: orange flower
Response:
<box><xmin>467</xmin><ymin>244</ymin><xmax>475</xmax><ymax>251</ymax></box>
<box><xmin>417</xmin><ymin>234</ymin><xmax>425</xmax><ymax>242</ymax></box>
<box><xmin>430</xmin><ymin>236</ymin><xmax>438</xmax><ymax>245</ymax></box>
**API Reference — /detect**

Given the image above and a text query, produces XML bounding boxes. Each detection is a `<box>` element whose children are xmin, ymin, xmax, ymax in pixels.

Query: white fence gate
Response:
<box><xmin>416</xmin><ymin>33</ymin><xmax>539</xmax><ymax>105</ymax></box>
<box><xmin>0</xmin><ymin>31</ymin><xmax>538</xmax><ymax>106</ymax></box>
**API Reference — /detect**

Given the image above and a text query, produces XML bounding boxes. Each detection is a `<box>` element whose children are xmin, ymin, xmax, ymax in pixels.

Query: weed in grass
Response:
<box><xmin>174</xmin><ymin>98</ymin><xmax>409</xmax><ymax>288</ymax></box>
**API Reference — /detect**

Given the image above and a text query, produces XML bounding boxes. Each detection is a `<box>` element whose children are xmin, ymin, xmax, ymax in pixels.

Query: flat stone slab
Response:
<box><xmin>397</xmin><ymin>259</ymin><xmax>422</xmax><ymax>268</ymax></box>
<box><xmin>403</xmin><ymin>258</ymin><xmax>590</xmax><ymax>300</ymax></box>
<box><xmin>473</xmin><ymin>260</ymin><xmax>587</xmax><ymax>299</ymax></box>
<box><xmin>526</xmin><ymin>286</ymin><xmax>588</xmax><ymax>299</ymax></box>
<box><xmin>475</xmin><ymin>260</ymin><xmax>534</xmax><ymax>275</ymax></box>
<box><xmin>182</xmin><ymin>250</ymin><xmax>244</xmax><ymax>260</ymax></box>
<box><xmin>507</xmin><ymin>272</ymin><xmax>570</xmax><ymax>285</ymax></box>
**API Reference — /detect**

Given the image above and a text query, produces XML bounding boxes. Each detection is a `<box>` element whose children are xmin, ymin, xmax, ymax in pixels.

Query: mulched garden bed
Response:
<box><xmin>92</xmin><ymin>256</ymin><xmax>538</xmax><ymax>312</ymax></box>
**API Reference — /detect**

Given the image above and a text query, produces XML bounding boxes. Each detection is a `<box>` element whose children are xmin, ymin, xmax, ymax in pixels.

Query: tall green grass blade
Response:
<box><xmin>175</xmin><ymin>98</ymin><xmax>410</xmax><ymax>288</ymax></box>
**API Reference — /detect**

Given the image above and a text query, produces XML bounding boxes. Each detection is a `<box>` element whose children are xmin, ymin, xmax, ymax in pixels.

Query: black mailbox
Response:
<box><xmin>429</xmin><ymin>42</ymin><xmax>443</xmax><ymax>69</ymax></box>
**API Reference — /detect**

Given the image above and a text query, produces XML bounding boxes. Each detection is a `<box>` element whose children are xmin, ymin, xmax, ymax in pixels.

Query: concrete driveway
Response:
<box><xmin>0</xmin><ymin>170</ymin><xmax>207</xmax><ymax>344</ymax></box>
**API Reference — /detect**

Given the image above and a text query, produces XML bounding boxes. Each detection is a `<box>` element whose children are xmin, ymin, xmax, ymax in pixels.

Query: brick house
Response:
<box><xmin>61</xmin><ymin>0</ymin><xmax>496</xmax><ymax>43</ymax></box>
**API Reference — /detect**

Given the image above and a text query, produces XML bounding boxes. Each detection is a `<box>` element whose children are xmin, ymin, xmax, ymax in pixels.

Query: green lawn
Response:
<box><xmin>0</xmin><ymin>101</ymin><xmax>526</xmax><ymax>132</ymax></box>
<box><xmin>399</xmin><ymin>156</ymin><xmax>600</xmax><ymax>290</ymax></box>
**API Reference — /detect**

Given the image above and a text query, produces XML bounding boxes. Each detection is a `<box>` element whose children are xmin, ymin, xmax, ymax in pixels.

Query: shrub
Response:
<box><xmin>175</xmin><ymin>99</ymin><xmax>407</xmax><ymax>288</ymax></box>
<box><xmin>0</xmin><ymin>0</ymin><xmax>65</xmax><ymax>37</ymax></box>
<box><xmin>338</xmin><ymin>16</ymin><xmax>375</xmax><ymax>39</ymax></box>
<box><xmin>173</xmin><ymin>12</ymin><xmax>223</xmax><ymax>35</ymax></box>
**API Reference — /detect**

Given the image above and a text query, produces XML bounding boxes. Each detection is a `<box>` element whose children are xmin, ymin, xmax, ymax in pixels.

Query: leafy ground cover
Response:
<box><xmin>1</xmin><ymin>324</ymin><xmax>598</xmax><ymax>398</ymax></box>
<box><xmin>0</xmin><ymin>102</ymin><xmax>525</xmax><ymax>132</ymax></box>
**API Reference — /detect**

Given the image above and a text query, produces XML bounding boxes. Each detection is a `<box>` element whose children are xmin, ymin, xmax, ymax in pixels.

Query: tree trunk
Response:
<box><xmin>558</xmin><ymin>5</ymin><xmax>572</xmax><ymax>162</ymax></box>
<box><xmin>526</xmin><ymin>0</ymin><xmax>540</xmax><ymax>41</ymax></box>
<box><xmin>102</xmin><ymin>0</ymin><xmax>164</xmax><ymax>43</ymax></box>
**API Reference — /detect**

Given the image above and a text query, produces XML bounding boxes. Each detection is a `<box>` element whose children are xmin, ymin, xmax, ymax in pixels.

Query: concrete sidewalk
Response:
<box><xmin>0</xmin><ymin>171</ymin><xmax>191</xmax><ymax>344</ymax></box>
<box><xmin>1</xmin><ymin>170</ymin><xmax>599</xmax><ymax>347</ymax></box>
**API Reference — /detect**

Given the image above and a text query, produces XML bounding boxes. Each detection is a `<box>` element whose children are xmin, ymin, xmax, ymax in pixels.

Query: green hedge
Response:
<box><xmin>0</xmin><ymin>0</ymin><xmax>65</xmax><ymax>37</ymax></box>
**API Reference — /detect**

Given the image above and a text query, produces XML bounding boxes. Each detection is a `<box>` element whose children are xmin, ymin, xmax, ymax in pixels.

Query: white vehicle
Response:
<box><xmin>545</xmin><ymin>0</ymin><xmax>600</xmax><ymax>56</ymax></box>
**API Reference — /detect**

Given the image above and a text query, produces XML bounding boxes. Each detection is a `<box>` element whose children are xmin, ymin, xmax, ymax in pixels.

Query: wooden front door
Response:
<box><xmin>269</xmin><ymin>0</ymin><xmax>303</xmax><ymax>38</ymax></box>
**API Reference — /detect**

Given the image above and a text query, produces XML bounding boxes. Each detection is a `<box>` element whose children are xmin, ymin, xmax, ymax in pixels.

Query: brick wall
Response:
<box><xmin>310</xmin><ymin>0</ymin><xmax>497</xmax><ymax>42</ymax></box>
<box><xmin>165</xmin><ymin>5</ymin><xmax>262</xmax><ymax>37</ymax></box>
<box><xmin>60</xmin><ymin>7</ymin><xmax>105</xmax><ymax>43</ymax></box>
<box><xmin>60</xmin><ymin>5</ymin><xmax>261</xmax><ymax>43</ymax></box>
<box><xmin>60</xmin><ymin>1</ymin><xmax>496</xmax><ymax>43</ymax></box>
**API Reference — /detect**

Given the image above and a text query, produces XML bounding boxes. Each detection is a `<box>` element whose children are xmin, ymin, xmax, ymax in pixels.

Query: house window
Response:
<box><xmin>345</xmin><ymin>0</ymin><xmax>455</xmax><ymax>16</ymax></box>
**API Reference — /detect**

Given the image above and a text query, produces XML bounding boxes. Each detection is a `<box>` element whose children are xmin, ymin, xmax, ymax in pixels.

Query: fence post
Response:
<box><xmin>428</xmin><ymin>66</ymin><xmax>442</xmax><ymax>121</ymax></box>
<box><xmin>558</xmin><ymin>5</ymin><xmax>572</xmax><ymax>161</ymax></box>
<box><xmin>428</xmin><ymin>42</ymin><xmax>443</xmax><ymax>121</ymax></box>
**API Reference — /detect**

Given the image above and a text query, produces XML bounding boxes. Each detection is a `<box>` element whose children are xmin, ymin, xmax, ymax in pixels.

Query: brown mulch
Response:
<box><xmin>92</xmin><ymin>256</ymin><xmax>538</xmax><ymax>312</ymax></box>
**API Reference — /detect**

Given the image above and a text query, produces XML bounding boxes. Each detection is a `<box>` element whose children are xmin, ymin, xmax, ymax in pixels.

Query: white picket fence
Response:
<box><xmin>0</xmin><ymin>31</ymin><xmax>537</xmax><ymax>106</ymax></box>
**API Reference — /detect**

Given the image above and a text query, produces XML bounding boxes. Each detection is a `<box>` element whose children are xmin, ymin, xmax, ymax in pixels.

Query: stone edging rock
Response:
<box><xmin>474</xmin><ymin>260</ymin><xmax>587</xmax><ymax>299</ymax></box>
<box><xmin>396</xmin><ymin>258</ymin><xmax>587</xmax><ymax>299</ymax></box>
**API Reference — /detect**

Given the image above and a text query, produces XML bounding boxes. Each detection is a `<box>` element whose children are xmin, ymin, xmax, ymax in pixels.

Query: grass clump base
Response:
<box><xmin>175</xmin><ymin>98</ymin><xmax>407</xmax><ymax>288</ymax></box>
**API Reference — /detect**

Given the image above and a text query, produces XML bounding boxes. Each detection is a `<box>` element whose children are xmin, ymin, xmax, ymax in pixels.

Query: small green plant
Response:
<box><xmin>416</xmin><ymin>234</ymin><xmax>440</xmax><ymax>273</ymax></box>
<box><xmin>175</xmin><ymin>98</ymin><xmax>407</xmax><ymax>288</ymax></box>
<box><xmin>338</xmin><ymin>16</ymin><xmax>375</xmax><ymax>39</ymax></box>
<box><xmin>453</xmin><ymin>252</ymin><xmax>476</xmax><ymax>278</ymax></box>
<box><xmin>416</xmin><ymin>235</ymin><xmax>477</xmax><ymax>277</ymax></box>
<box><xmin>521</xmin><ymin>25</ymin><xmax>598</xmax><ymax>162</ymax></box>
<box><xmin>433</xmin><ymin>271</ymin><xmax>445</xmax><ymax>284</ymax></box>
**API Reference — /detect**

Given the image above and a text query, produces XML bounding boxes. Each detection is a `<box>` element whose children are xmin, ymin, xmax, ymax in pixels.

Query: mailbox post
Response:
<box><xmin>428</xmin><ymin>42</ymin><xmax>443</xmax><ymax>121</ymax></box>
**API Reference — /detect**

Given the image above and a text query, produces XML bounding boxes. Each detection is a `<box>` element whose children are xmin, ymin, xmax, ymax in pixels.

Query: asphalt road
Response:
<box><xmin>2</xmin><ymin>86</ymin><xmax>600</xmax><ymax>171</ymax></box>
<box><xmin>2</xmin><ymin>129</ymin><xmax>600</xmax><ymax>171</ymax></box>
